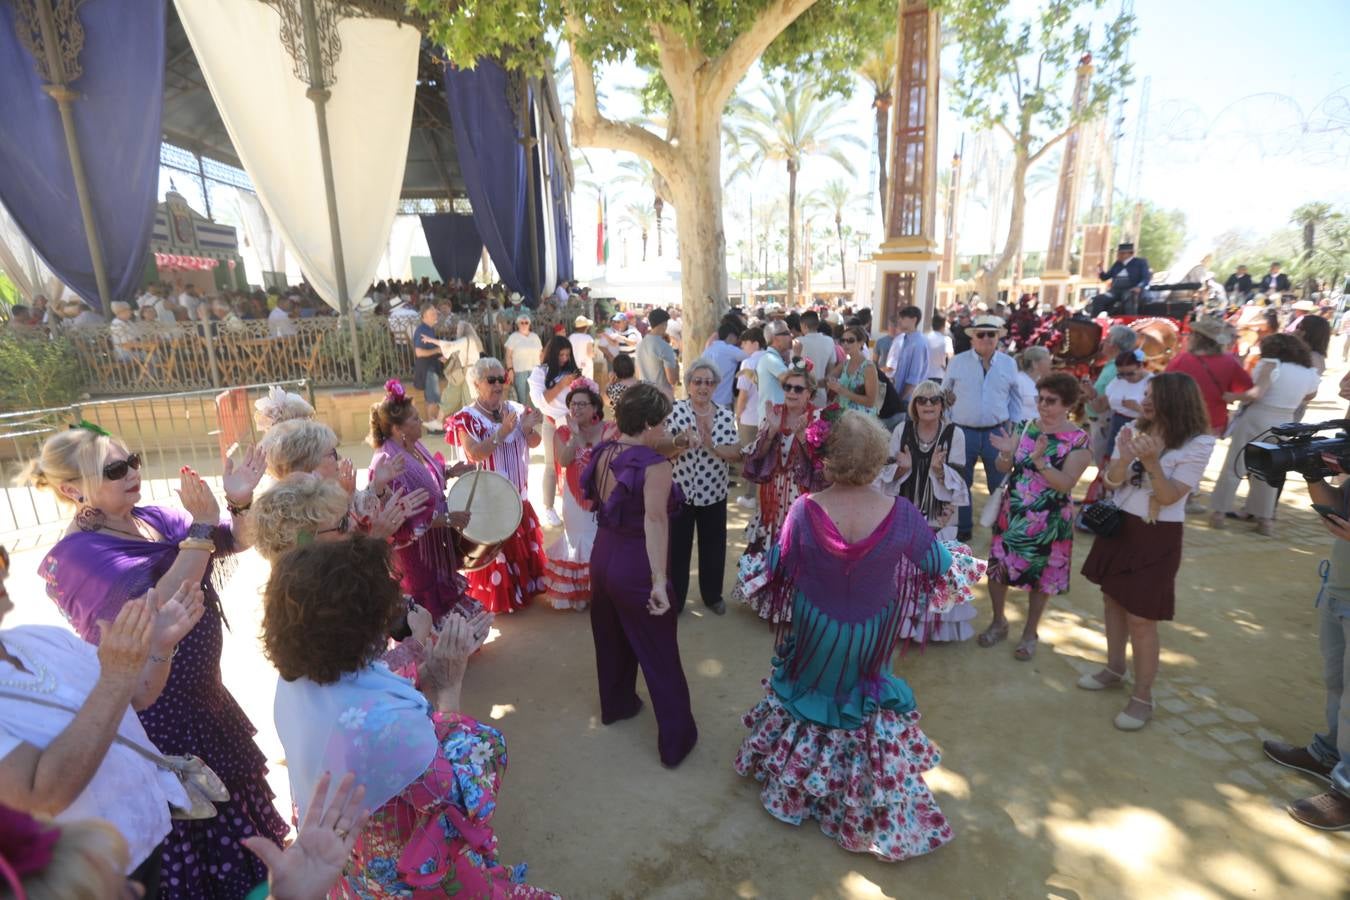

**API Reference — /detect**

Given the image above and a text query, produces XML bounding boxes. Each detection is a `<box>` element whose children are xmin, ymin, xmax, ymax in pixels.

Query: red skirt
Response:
<box><xmin>1080</xmin><ymin>512</ymin><xmax>1184</xmax><ymax>621</ymax></box>
<box><xmin>464</xmin><ymin>500</ymin><xmax>547</xmax><ymax>614</ymax></box>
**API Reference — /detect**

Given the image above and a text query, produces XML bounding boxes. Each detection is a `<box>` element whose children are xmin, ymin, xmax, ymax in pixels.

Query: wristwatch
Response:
<box><xmin>187</xmin><ymin>522</ymin><xmax>214</xmax><ymax>541</ymax></box>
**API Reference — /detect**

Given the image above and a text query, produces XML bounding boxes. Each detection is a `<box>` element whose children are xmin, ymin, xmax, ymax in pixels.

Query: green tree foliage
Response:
<box><xmin>0</xmin><ymin>332</ymin><xmax>86</xmax><ymax>412</ymax></box>
<box><xmin>935</xmin><ymin>0</ymin><xmax>1136</xmax><ymax>299</ymax></box>
<box><xmin>1112</xmin><ymin>200</ymin><xmax>1186</xmax><ymax>273</ymax></box>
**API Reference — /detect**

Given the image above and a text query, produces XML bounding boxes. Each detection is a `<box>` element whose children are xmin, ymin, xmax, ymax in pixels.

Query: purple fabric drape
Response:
<box><xmin>0</xmin><ymin>0</ymin><xmax>166</xmax><ymax>310</ymax></box>
<box><xmin>420</xmin><ymin>212</ymin><xmax>483</xmax><ymax>284</ymax></box>
<box><xmin>442</xmin><ymin>58</ymin><xmax>540</xmax><ymax>299</ymax></box>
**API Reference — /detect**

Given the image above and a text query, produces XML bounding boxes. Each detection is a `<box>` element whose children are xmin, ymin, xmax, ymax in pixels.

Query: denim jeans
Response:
<box><xmin>1310</xmin><ymin>593</ymin><xmax>1350</xmax><ymax>797</ymax></box>
<box><xmin>512</xmin><ymin>372</ymin><xmax>535</xmax><ymax>410</ymax></box>
<box><xmin>958</xmin><ymin>424</ymin><xmax>1008</xmax><ymax>534</ymax></box>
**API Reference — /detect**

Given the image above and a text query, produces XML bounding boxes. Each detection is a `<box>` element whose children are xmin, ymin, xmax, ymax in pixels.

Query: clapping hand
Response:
<box><xmin>367</xmin><ymin>488</ymin><xmax>419</xmax><ymax>540</ymax></box>
<box><xmin>176</xmin><ymin>467</ymin><xmax>220</xmax><ymax>524</ymax></box>
<box><xmin>930</xmin><ymin>446</ymin><xmax>947</xmax><ymax>475</ymax></box>
<box><xmin>406</xmin><ymin>603</ymin><xmax>433</xmax><ymax>645</ymax></box>
<box><xmin>242</xmin><ymin>772</ymin><xmax>368</xmax><ymax>900</ymax></box>
<box><xmin>1128</xmin><ymin>431</ymin><xmax>1162</xmax><ymax>464</ymax></box>
<box><xmin>369</xmin><ymin>453</ymin><xmax>406</xmax><ymax>495</ymax></box>
<box><xmin>990</xmin><ymin>428</ymin><xmax>1019</xmax><ymax>455</ymax></box>
<box><xmin>150</xmin><ymin>581</ymin><xmax>206</xmax><ymax>656</ymax></box>
<box><xmin>336</xmin><ymin>458</ymin><xmax>357</xmax><ymax>496</ymax></box>
<box><xmin>499</xmin><ymin>407</ymin><xmax>520</xmax><ymax>435</ymax></box>
<box><xmin>1029</xmin><ymin>435</ymin><xmax>1049</xmax><ymax>465</ymax></box>
<box><xmin>520</xmin><ymin>408</ymin><xmax>543</xmax><ymax>432</ymax></box>
<box><xmin>95</xmin><ymin>594</ymin><xmax>155</xmax><ymax>683</ymax></box>
<box><xmin>896</xmin><ymin>445</ymin><xmax>913</xmax><ymax>473</ymax></box>
<box><xmin>222</xmin><ymin>445</ymin><xmax>267</xmax><ymax>508</ymax></box>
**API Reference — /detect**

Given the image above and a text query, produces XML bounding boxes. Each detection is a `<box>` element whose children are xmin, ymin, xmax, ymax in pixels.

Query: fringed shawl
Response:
<box><xmin>41</xmin><ymin>506</ymin><xmax>237</xmax><ymax>643</ymax></box>
<box><xmin>764</xmin><ymin>495</ymin><xmax>938</xmax><ymax>725</ymax></box>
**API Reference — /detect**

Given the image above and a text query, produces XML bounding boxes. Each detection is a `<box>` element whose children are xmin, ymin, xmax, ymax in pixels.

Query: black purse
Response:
<box><xmin>1080</xmin><ymin>499</ymin><xmax>1123</xmax><ymax>537</ymax></box>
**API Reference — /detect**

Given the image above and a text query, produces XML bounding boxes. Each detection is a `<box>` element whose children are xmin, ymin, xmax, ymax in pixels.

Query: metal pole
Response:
<box><xmin>33</xmin><ymin>0</ymin><xmax>113</xmax><ymax>319</ymax></box>
<box><xmin>196</xmin><ymin>152</ymin><xmax>213</xmax><ymax>219</ymax></box>
<box><xmin>299</xmin><ymin>0</ymin><xmax>363</xmax><ymax>383</ymax></box>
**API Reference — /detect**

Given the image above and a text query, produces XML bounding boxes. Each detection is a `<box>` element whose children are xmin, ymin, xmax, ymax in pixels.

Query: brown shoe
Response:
<box><xmin>1288</xmin><ymin>791</ymin><xmax>1350</xmax><ymax>831</ymax></box>
<box><xmin>1262</xmin><ymin>740</ymin><xmax>1334</xmax><ymax>782</ymax></box>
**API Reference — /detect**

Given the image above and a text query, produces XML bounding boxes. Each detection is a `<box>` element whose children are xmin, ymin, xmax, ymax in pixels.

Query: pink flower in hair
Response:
<box><xmin>385</xmin><ymin>379</ymin><xmax>406</xmax><ymax>401</ymax></box>
<box><xmin>570</xmin><ymin>376</ymin><xmax>599</xmax><ymax>395</ymax></box>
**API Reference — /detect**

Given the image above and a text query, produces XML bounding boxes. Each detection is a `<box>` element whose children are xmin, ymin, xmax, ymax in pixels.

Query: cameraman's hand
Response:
<box><xmin>1322</xmin><ymin>513</ymin><xmax>1350</xmax><ymax>542</ymax></box>
<box><xmin>1321</xmin><ymin>452</ymin><xmax>1346</xmax><ymax>476</ymax></box>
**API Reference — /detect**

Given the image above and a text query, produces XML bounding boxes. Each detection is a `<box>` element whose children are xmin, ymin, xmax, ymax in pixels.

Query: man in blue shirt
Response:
<box><xmin>941</xmin><ymin>315</ymin><xmax>1023</xmax><ymax>539</ymax></box>
<box><xmin>411</xmin><ymin>303</ymin><xmax>446</xmax><ymax>429</ymax></box>
<box><xmin>884</xmin><ymin>305</ymin><xmax>930</xmax><ymax>406</ymax></box>
<box><xmin>757</xmin><ymin>320</ymin><xmax>792</xmax><ymax>416</ymax></box>
<box><xmin>1091</xmin><ymin>242</ymin><xmax>1151</xmax><ymax>316</ymax></box>
<box><xmin>702</xmin><ymin>320</ymin><xmax>747</xmax><ymax>407</ymax></box>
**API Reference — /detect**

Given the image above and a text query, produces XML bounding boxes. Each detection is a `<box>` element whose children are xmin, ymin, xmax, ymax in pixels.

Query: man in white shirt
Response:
<box><xmin>599</xmin><ymin>312</ymin><xmax>640</xmax><ymax>363</ymax></box>
<box><xmin>636</xmin><ymin>308</ymin><xmax>680</xmax><ymax>398</ymax></box>
<box><xmin>268</xmin><ymin>296</ymin><xmax>299</xmax><ymax>338</ymax></box>
<box><xmin>756</xmin><ymin>319</ymin><xmax>793</xmax><ymax>417</ymax></box>
<box><xmin>702</xmin><ymin>321</ymin><xmax>747</xmax><ymax>406</ymax></box>
<box><xmin>177</xmin><ymin>286</ymin><xmax>202</xmax><ymax>320</ymax></box>
<box><xmin>941</xmin><ymin>315</ymin><xmax>1023</xmax><ymax>539</ymax></box>
<box><xmin>568</xmin><ymin>315</ymin><xmax>596</xmax><ymax>379</ymax></box>
<box><xmin>734</xmin><ymin>326</ymin><xmax>766</xmax><ymax>509</ymax></box>
<box><xmin>666</xmin><ymin>307</ymin><xmax>684</xmax><ymax>354</ymax></box>
<box><xmin>796</xmin><ymin>310</ymin><xmax>835</xmax><ymax>406</ymax></box>
<box><xmin>926</xmin><ymin>311</ymin><xmax>954</xmax><ymax>380</ymax></box>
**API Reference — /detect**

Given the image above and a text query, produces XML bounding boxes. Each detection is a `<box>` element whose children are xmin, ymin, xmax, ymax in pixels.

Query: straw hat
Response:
<box><xmin>574</xmin><ymin>315</ymin><xmax>594</xmax><ymax>328</ymax></box>
<box><xmin>1189</xmin><ymin>316</ymin><xmax>1235</xmax><ymax>346</ymax></box>
<box><xmin>1292</xmin><ymin>299</ymin><xmax>1317</xmax><ymax>312</ymax></box>
<box><xmin>970</xmin><ymin>314</ymin><xmax>1007</xmax><ymax>335</ymax></box>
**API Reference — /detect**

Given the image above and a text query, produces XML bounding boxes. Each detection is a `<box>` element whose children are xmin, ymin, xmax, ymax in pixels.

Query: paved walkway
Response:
<box><xmin>6</xmin><ymin>373</ymin><xmax>1350</xmax><ymax>898</ymax></box>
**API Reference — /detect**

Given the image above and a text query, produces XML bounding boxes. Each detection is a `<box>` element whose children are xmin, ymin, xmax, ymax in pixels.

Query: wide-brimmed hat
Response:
<box><xmin>574</xmin><ymin>315</ymin><xmax>593</xmax><ymax>328</ymax></box>
<box><xmin>1292</xmin><ymin>299</ymin><xmax>1317</xmax><ymax>312</ymax></box>
<box><xmin>969</xmin><ymin>315</ymin><xmax>1007</xmax><ymax>335</ymax></box>
<box><xmin>1189</xmin><ymin>316</ymin><xmax>1235</xmax><ymax>346</ymax></box>
<box><xmin>509</xmin><ymin>292</ymin><xmax>523</xmax><ymax>302</ymax></box>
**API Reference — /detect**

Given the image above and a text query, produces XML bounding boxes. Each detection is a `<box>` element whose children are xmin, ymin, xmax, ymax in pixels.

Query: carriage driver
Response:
<box><xmin>1092</xmin><ymin>242</ymin><xmax>1153</xmax><ymax>317</ymax></box>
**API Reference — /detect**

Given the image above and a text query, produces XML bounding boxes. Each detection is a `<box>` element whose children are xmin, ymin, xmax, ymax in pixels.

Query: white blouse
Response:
<box><xmin>0</xmin><ymin>626</ymin><xmax>187</xmax><ymax>871</ymax></box>
<box><xmin>1111</xmin><ymin>432</ymin><xmax>1217</xmax><ymax>523</ymax></box>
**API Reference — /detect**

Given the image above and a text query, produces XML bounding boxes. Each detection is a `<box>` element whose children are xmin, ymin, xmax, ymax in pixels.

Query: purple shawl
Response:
<box><xmin>41</xmin><ymin>506</ymin><xmax>236</xmax><ymax>643</ymax></box>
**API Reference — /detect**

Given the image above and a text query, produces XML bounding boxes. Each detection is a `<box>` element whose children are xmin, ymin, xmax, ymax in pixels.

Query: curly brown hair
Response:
<box><xmin>1036</xmin><ymin>371</ymin><xmax>1082</xmax><ymax>407</ymax></box>
<box><xmin>261</xmin><ymin>535</ymin><xmax>404</xmax><ymax>684</ymax></box>
<box><xmin>368</xmin><ymin>391</ymin><xmax>416</xmax><ymax>448</ymax></box>
<box><xmin>1258</xmin><ymin>332</ymin><xmax>1313</xmax><ymax>368</ymax></box>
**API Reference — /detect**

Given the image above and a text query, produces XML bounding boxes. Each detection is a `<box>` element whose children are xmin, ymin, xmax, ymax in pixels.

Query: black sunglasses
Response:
<box><xmin>1128</xmin><ymin>458</ymin><xmax>1145</xmax><ymax>488</ymax></box>
<box><xmin>103</xmin><ymin>453</ymin><xmax>142</xmax><ymax>481</ymax></box>
<box><xmin>973</xmin><ymin>330</ymin><xmax>999</xmax><ymax>339</ymax></box>
<box><xmin>318</xmin><ymin>511</ymin><xmax>352</xmax><ymax>536</ymax></box>
<box><xmin>485</xmin><ymin>375</ymin><xmax>507</xmax><ymax>385</ymax></box>
<box><xmin>841</xmin><ymin>337</ymin><xmax>859</xmax><ymax>344</ymax></box>
<box><xmin>783</xmin><ymin>383</ymin><xmax>809</xmax><ymax>394</ymax></box>
<box><xmin>914</xmin><ymin>396</ymin><xmax>943</xmax><ymax>406</ymax></box>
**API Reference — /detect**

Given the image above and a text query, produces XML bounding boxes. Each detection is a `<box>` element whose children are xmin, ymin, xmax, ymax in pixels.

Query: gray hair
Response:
<box><xmin>261</xmin><ymin>418</ymin><xmax>338</xmax><ymax>478</ymax></box>
<box><xmin>1106</xmin><ymin>324</ymin><xmax>1138</xmax><ymax>353</ymax></box>
<box><xmin>110</xmin><ymin>301</ymin><xmax>131</xmax><ymax>314</ymax></box>
<box><xmin>683</xmin><ymin>358</ymin><xmax>720</xmax><ymax>387</ymax></box>
<box><xmin>471</xmin><ymin>356</ymin><xmax>506</xmax><ymax>383</ymax></box>
<box><xmin>1018</xmin><ymin>345</ymin><xmax>1051</xmax><ymax>372</ymax></box>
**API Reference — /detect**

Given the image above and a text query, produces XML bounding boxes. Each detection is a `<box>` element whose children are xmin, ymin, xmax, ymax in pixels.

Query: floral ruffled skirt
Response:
<box><xmin>733</xmin><ymin>683</ymin><xmax>954</xmax><ymax>862</ymax></box>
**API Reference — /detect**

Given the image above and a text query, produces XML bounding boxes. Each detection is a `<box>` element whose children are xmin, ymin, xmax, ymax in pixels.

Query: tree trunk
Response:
<box><xmin>655</xmin><ymin>195</ymin><xmax>665</xmax><ymax>257</ymax></box>
<box><xmin>665</xmin><ymin>113</ymin><xmax>728</xmax><ymax>353</ymax></box>
<box><xmin>786</xmin><ymin>160</ymin><xmax>799</xmax><ymax>306</ymax></box>
<box><xmin>836</xmin><ymin>213</ymin><xmax>846</xmax><ymax>289</ymax></box>
<box><xmin>641</xmin><ymin>229</ymin><xmax>649</xmax><ymax>261</ymax></box>
<box><xmin>980</xmin><ymin>145</ymin><xmax>1031</xmax><ymax>304</ymax></box>
<box><xmin>874</xmin><ymin>95</ymin><xmax>891</xmax><ymax>227</ymax></box>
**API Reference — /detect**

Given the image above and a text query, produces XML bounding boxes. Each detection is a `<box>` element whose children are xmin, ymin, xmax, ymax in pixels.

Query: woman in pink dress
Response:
<box><xmin>543</xmin><ymin>379</ymin><xmax>616</xmax><ymax>610</ymax></box>
<box><xmin>447</xmin><ymin>358</ymin><xmax>548</xmax><ymax>614</ymax></box>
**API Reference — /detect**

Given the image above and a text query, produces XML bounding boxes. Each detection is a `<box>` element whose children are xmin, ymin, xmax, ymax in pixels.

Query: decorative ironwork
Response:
<box><xmin>9</xmin><ymin>0</ymin><xmax>89</xmax><ymax>84</ymax></box>
<box><xmin>259</xmin><ymin>0</ymin><xmax>425</xmax><ymax>89</ymax></box>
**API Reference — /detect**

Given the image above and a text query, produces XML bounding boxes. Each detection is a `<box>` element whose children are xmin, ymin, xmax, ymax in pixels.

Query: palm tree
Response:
<box><xmin>857</xmin><ymin>37</ymin><xmax>896</xmax><ymax>226</ymax></box>
<box><xmin>1291</xmin><ymin>202</ymin><xmax>1341</xmax><ymax>293</ymax></box>
<box><xmin>737</xmin><ymin>80</ymin><xmax>864</xmax><ymax>304</ymax></box>
<box><xmin>614</xmin><ymin>158</ymin><xmax>671</xmax><ymax>257</ymax></box>
<box><xmin>724</xmin><ymin>127</ymin><xmax>760</xmax><ymax>279</ymax></box>
<box><xmin>619</xmin><ymin>202</ymin><xmax>658</xmax><ymax>262</ymax></box>
<box><xmin>808</xmin><ymin>179</ymin><xmax>862</xmax><ymax>289</ymax></box>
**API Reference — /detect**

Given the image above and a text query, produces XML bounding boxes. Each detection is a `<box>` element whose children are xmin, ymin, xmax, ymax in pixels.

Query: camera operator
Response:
<box><xmin>1261</xmin><ymin>450</ymin><xmax>1350</xmax><ymax>831</ymax></box>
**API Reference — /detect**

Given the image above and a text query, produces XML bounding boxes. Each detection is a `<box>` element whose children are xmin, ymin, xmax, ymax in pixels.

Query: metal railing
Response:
<box><xmin>0</xmin><ymin>380</ymin><xmax>311</xmax><ymax>550</ymax></box>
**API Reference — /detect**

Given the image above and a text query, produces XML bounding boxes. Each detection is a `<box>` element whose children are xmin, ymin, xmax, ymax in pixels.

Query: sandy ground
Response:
<box><xmin>6</xmin><ymin>371</ymin><xmax>1350</xmax><ymax>899</ymax></box>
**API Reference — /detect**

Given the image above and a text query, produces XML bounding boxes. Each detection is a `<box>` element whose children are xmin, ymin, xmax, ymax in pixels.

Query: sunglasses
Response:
<box><xmin>973</xmin><ymin>331</ymin><xmax>999</xmax><ymax>339</ymax></box>
<box><xmin>102</xmin><ymin>453</ymin><xmax>142</xmax><ymax>481</ymax></box>
<box><xmin>318</xmin><ymin>511</ymin><xmax>351</xmax><ymax>536</ymax></box>
<box><xmin>689</xmin><ymin>378</ymin><xmax>717</xmax><ymax>387</ymax></box>
<box><xmin>783</xmin><ymin>383</ymin><xmax>809</xmax><ymax>395</ymax></box>
<box><xmin>485</xmin><ymin>375</ymin><xmax>507</xmax><ymax>385</ymax></box>
<box><xmin>914</xmin><ymin>396</ymin><xmax>943</xmax><ymax>406</ymax></box>
<box><xmin>1128</xmin><ymin>458</ymin><xmax>1145</xmax><ymax>488</ymax></box>
<box><xmin>841</xmin><ymin>337</ymin><xmax>859</xmax><ymax>345</ymax></box>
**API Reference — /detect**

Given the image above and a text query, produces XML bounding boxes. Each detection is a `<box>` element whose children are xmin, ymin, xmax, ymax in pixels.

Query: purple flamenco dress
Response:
<box><xmin>41</xmin><ymin>506</ymin><xmax>288</xmax><ymax>898</ymax></box>
<box><xmin>734</xmin><ymin>495</ymin><xmax>956</xmax><ymax>861</ymax></box>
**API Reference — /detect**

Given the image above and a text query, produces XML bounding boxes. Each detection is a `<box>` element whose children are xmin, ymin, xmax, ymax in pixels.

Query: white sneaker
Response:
<box><xmin>542</xmin><ymin>507</ymin><xmax>562</xmax><ymax>528</ymax></box>
<box><xmin>735</xmin><ymin>496</ymin><xmax>757</xmax><ymax>511</ymax></box>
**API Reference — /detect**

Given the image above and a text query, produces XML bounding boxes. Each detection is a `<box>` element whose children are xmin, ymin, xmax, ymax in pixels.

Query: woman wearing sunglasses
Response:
<box><xmin>25</xmin><ymin>425</ymin><xmax>289</xmax><ymax>897</ymax></box>
<box><xmin>733</xmin><ymin>363</ymin><xmax>826</xmax><ymax>622</ymax></box>
<box><xmin>825</xmin><ymin>324</ymin><xmax>880</xmax><ymax>414</ymax></box>
<box><xmin>980</xmin><ymin>373</ymin><xmax>1092</xmax><ymax>661</ymax></box>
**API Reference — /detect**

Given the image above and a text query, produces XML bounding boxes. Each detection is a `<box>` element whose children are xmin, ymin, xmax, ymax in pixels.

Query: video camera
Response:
<box><xmin>1243</xmin><ymin>420</ymin><xmax>1350</xmax><ymax>488</ymax></box>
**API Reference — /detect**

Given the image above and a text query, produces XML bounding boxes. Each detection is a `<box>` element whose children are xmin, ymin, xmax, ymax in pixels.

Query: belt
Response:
<box><xmin>955</xmin><ymin>422</ymin><xmax>1008</xmax><ymax>431</ymax></box>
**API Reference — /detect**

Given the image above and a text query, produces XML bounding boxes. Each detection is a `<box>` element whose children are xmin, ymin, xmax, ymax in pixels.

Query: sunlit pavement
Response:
<box><xmin>7</xmin><ymin>369</ymin><xmax>1350</xmax><ymax>898</ymax></box>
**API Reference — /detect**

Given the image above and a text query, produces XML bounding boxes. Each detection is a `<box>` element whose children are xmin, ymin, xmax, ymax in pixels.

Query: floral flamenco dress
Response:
<box><xmin>542</xmin><ymin>422</ymin><xmax>616</xmax><ymax>610</ymax></box>
<box><xmin>732</xmin><ymin>405</ymin><xmax>824</xmax><ymax>622</ymax></box>
<box><xmin>42</xmin><ymin>508</ymin><xmax>288</xmax><ymax>899</ymax></box>
<box><xmin>735</xmin><ymin>495</ymin><xmax>956</xmax><ymax>861</ymax></box>
<box><xmin>989</xmin><ymin>423</ymin><xmax>1089</xmax><ymax>596</ymax></box>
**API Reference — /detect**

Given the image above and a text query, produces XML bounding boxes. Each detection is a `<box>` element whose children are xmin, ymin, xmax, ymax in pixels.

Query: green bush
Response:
<box><xmin>0</xmin><ymin>331</ymin><xmax>87</xmax><ymax>411</ymax></box>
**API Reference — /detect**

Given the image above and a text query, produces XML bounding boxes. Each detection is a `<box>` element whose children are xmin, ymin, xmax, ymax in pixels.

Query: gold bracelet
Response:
<box><xmin>178</xmin><ymin>539</ymin><xmax>215</xmax><ymax>553</ymax></box>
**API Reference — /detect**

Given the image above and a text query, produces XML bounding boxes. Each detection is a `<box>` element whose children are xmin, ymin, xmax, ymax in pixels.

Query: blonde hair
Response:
<box><xmin>247</xmin><ymin>473</ymin><xmax>350</xmax><ymax>563</ymax></box>
<box><xmin>20</xmin><ymin>428</ymin><xmax>126</xmax><ymax>507</ymax></box>
<box><xmin>253</xmin><ymin>386</ymin><xmax>315</xmax><ymax>431</ymax></box>
<box><xmin>822</xmin><ymin>410</ymin><xmax>889</xmax><ymax>485</ymax></box>
<box><xmin>20</xmin><ymin>817</ymin><xmax>129</xmax><ymax>900</ymax></box>
<box><xmin>906</xmin><ymin>379</ymin><xmax>949</xmax><ymax>422</ymax></box>
<box><xmin>261</xmin><ymin>419</ymin><xmax>338</xmax><ymax>478</ymax></box>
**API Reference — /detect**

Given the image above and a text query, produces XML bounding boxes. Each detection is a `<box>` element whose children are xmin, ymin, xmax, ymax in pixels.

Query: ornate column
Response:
<box><xmin>1040</xmin><ymin>54</ymin><xmax>1094</xmax><ymax>309</ymax></box>
<box><xmin>871</xmin><ymin>0</ymin><xmax>942</xmax><ymax>330</ymax></box>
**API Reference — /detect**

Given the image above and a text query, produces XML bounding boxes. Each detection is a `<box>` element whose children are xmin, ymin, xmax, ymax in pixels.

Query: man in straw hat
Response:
<box><xmin>570</xmin><ymin>314</ymin><xmax>597</xmax><ymax>379</ymax></box>
<box><xmin>1164</xmin><ymin>315</ymin><xmax>1251</xmax><ymax>437</ymax></box>
<box><xmin>941</xmin><ymin>314</ymin><xmax>1024</xmax><ymax>540</ymax></box>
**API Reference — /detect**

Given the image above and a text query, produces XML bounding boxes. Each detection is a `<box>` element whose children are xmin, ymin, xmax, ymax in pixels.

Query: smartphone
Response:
<box><xmin>1312</xmin><ymin>503</ymin><xmax>1341</xmax><ymax>520</ymax></box>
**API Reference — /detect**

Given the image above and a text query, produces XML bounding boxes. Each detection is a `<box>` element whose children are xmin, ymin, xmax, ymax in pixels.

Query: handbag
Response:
<box><xmin>876</xmin><ymin>366</ymin><xmax>903</xmax><ymax>419</ymax></box>
<box><xmin>0</xmin><ymin>690</ymin><xmax>230</xmax><ymax>820</ymax></box>
<box><xmin>1079</xmin><ymin>498</ymin><xmax>1124</xmax><ymax>537</ymax></box>
<box><xmin>977</xmin><ymin>420</ymin><xmax>1031</xmax><ymax>529</ymax></box>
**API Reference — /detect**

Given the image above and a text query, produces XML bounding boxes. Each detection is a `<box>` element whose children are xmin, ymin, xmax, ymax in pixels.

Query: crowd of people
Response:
<box><xmin>2</xmin><ymin>278</ymin><xmax>1349</xmax><ymax>899</ymax></box>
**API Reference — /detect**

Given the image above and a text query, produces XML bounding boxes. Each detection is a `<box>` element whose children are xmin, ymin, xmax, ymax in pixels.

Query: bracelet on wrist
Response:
<box><xmin>178</xmin><ymin>538</ymin><xmax>216</xmax><ymax>554</ymax></box>
<box><xmin>149</xmin><ymin>645</ymin><xmax>179</xmax><ymax>664</ymax></box>
<box><xmin>225</xmin><ymin>497</ymin><xmax>252</xmax><ymax>516</ymax></box>
<box><xmin>186</xmin><ymin>521</ymin><xmax>214</xmax><ymax>540</ymax></box>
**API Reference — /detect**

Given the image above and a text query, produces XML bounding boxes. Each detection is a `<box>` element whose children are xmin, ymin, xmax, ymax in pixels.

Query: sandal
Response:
<box><xmin>1077</xmin><ymin>667</ymin><xmax>1126</xmax><ymax>690</ymax></box>
<box><xmin>977</xmin><ymin>622</ymin><xmax>1009</xmax><ymax>648</ymax></box>
<box><xmin>1013</xmin><ymin>637</ymin><xmax>1038</xmax><ymax>661</ymax></box>
<box><xmin>1114</xmin><ymin>696</ymin><xmax>1154</xmax><ymax>731</ymax></box>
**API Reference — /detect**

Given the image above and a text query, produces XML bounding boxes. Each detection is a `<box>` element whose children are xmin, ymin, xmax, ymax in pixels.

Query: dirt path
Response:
<box><xmin>7</xmin><ymin>375</ymin><xmax>1350</xmax><ymax>898</ymax></box>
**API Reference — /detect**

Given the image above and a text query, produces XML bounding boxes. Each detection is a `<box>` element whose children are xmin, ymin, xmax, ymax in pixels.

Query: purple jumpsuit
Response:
<box><xmin>582</xmin><ymin>442</ymin><xmax>698</xmax><ymax>767</ymax></box>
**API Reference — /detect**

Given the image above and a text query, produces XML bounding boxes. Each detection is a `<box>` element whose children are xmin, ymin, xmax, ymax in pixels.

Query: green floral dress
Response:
<box><xmin>989</xmin><ymin>423</ymin><xmax>1088</xmax><ymax>595</ymax></box>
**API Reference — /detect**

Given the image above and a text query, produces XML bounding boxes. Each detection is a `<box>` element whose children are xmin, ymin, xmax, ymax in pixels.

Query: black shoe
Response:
<box><xmin>956</xmin><ymin>530</ymin><xmax>973</xmax><ymax>542</ymax></box>
<box><xmin>708</xmin><ymin>600</ymin><xmax>727</xmax><ymax>615</ymax></box>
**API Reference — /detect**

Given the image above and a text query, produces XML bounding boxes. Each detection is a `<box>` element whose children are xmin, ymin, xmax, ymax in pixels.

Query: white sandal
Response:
<box><xmin>1077</xmin><ymin>667</ymin><xmax>1126</xmax><ymax>691</ymax></box>
<box><xmin>1114</xmin><ymin>696</ymin><xmax>1154</xmax><ymax>731</ymax></box>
